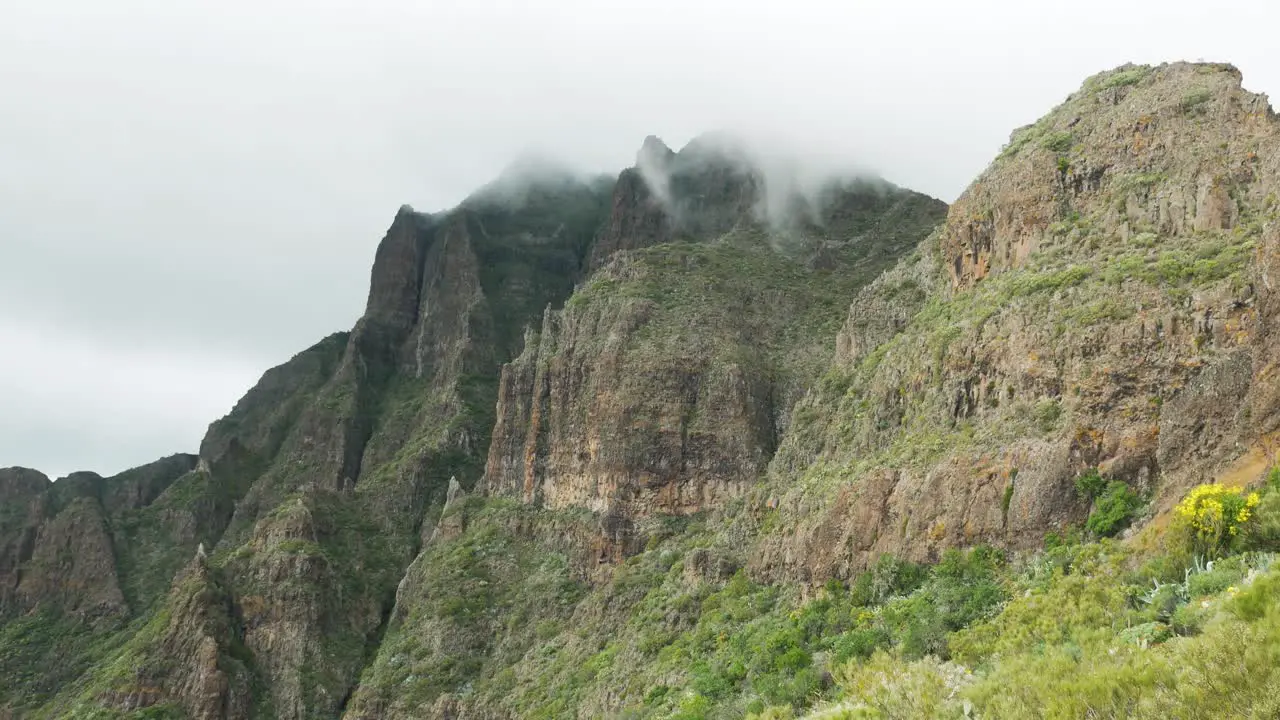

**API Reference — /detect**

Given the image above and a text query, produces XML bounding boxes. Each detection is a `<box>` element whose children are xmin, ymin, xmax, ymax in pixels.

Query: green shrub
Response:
<box><xmin>1044</xmin><ymin>525</ymin><xmax>1082</xmax><ymax>550</ymax></box>
<box><xmin>850</xmin><ymin>554</ymin><xmax>927</xmax><ymax>606</ymax></box>
<box><xmin>829</xmin><ymin>627</ymin><xmax>892</xmax><ymax>665</ymax></box>
<box><xmin>1169</xmin><ymin>601</ymin><xmax>1211</xmax><ymax>635</ymax></box>
<box><xmin>1034</xmin><ymin>399</ymin><xmax>1062</xmax><ymax>432</ymax></box>
<box><xmin>671</xmin><ymin>692</ymin><xmax>714</xmax><ymax>719</ymax></box>
<box><xmin>1040</xmin><ymin>131</ymin><xmax>1074</xmax><ymax>153</ymax></box>
<box><xmin>1098</xmin><ymin>67</ymin><xmax>1149</xmax><ymax>90</ymax></box>
<box><xmin>1118</xmin><ymin>621</ymin><xmax>1172</xmax><ymax>647</ymax></box>
<box><xmin>1113</xmin><ymin>173</ymin><xmax>1167</xmax><ymax>196</ymax></box>
<box><xmin>1181</xmin><ymin>87</ymin><xmax>1213</xmax><ymax>112</ymax></box>
<box><xmin>882</xmin><ymin>548</ymin><xmax>1005</xmax><ymax>660</ymax></box>
<box><xmin>948</xmin><ymin>544</ymin><xmax>1129</xmax><ymax>664</ymax></box>
<box><xmin>1247</xmin><ymin>491</ymin><xmax>1280</xmax><ymax>551</ymax></box>
<box><xmin>1074</xmin><ymin>470</ymin><xmax>1107</xmax><ymax>500</ymax></box>
<box><xmin>827</xmin><ymin>652</ymin><xmax>971</xmax><ymax>719</ymax></box>
<box><xmin>1228</xmin><ymin>571</ymin><xmax>1280</xmax><ymax>622</ymax></box>
<box><xmin>746</xmin><ymin>706</ymin><xmax>796</xmax><ymax>720</ymax></box>
<box><xmin>1085</xmin><ymin>481</ymin><xmax>1142</xmax><ymax>538</ymax></box>
<box><xmin>1076</xmin><ymin>471</ymin><xmax>1143</xmax><ymax>537</ymax></box>
<box><xmin>1187</xmin><ymin>562</ymin><xmax>1245</xmax><ymax>597</ymax></box>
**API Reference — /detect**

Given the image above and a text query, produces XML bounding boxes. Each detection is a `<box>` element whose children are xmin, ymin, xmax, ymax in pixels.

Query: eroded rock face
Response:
<box><xmin>0</xmin><ymin>456</ymin><xmax>197</xmax><ymax>622</ymax></box>
<box><xmin>484</xmin><ymin>300</ymin><xmax>775</xmax><ymax>516</ymax></box>
<box><xmin>588</xmin><ymin>166</ymin><xmax>674</xmax><ymax>271</ymax></box>
<box><xmin>101</xmin><ymin>555</ymin><xmax>253</xmax><ymax>720</ymax></box>
<box><xmin>1247</xmin><ymin>221</ymin><xmax>1280</xmax><ymax>435</ymax></box>
<box><xmin>197</xmin><ymin>178</ymin><xmax>612</xmax><ymax>720</ymax></box>
<box><xmin>754</xmin><ymin>62</ymin><xmax>1280</xmax><ymax>581</ymax></box>
<box><xmin>484</xmin><ymin>139</ymin><xmax>946</xmax><ymax>559</ymax></box>
<box><xmin>0</xmin><ymin>467</ymin><xmax>51</xmax><ymax>613</ymax></box>
<box><xmin>17</xmin><ymin>495</ymin><xmax>127</xmax><ymax>619</ymax></box>
<box><xmin>941</xmin><ymin>63</ymin><xmax>1276</xmax><ymax>291</ymax></box>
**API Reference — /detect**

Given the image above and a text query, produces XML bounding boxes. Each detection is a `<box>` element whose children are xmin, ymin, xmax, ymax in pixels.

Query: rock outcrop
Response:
<box><xmin>99</xmin><ymin>552</ymin><xmax>253</xmax><ymax>720</ymax></box>
<box><xmin>755</xmin><ymin>62</ymin><xmax>1280</xmax><ymax>580</ymax></box>
<box><xmin>0</xmin><ymin>455</ymin><xmax>198</xmax><ymax>622</ymax></box>
<box><xmin>202</xmin><ymin>177</ymin><xmax>611</xmax><ymax>719</ymax></box>
<box><xmin>483</xmin><ymin>137</ymin><xmax>946</xmax><ymax>561</ymax></box>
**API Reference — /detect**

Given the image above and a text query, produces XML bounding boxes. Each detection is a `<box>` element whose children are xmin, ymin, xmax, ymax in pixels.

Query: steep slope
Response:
<box><xmin>753</xmin><ymin>61</ymin><xmax>1280</xmax><ymax>579</ymax></box>
<box><xmin>0</xmin><ymin>455</ymin><xmax>198</xmax><ymax>713</ymax></box>
<box><xmin>339</xmin><ymin>62</ymin><xmax>1280</xmax><ymax>719</ymax></box>
<box><xmin>342</xmin><ymin>138</ymin><xmax>944</xmax><ymax>717</ymax></box>
<box><xmin>180</xmin><ymin>175</ymin><xmax>610</xmax><ymax>720</ymax></box>
<box><xmin>2</xmin><ymin>171</ymin><xmax>612</xmax><ymax>720</ymax></box>
<box><xmin>484</xmin><ymin>182</ymin><xmax>943</xmax><ymax>561</ymax></box>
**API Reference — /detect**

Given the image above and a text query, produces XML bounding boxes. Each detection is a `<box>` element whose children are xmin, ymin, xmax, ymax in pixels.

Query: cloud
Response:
<box><xmin>630</xmin><ymin>129</ymin><xmax>889</xmax><ymax>239</ymax></box>
<box><xmin>462</xmin><ymin>153</ymin><xmax>611</xmax><ymax>211</ymax></box>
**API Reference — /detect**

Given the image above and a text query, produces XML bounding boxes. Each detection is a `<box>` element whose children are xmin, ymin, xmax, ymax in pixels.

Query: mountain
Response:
<box><xmin>3</xmin><ymin>61</ymin><xmax>1280</xmax><ymax>719</ymax></box>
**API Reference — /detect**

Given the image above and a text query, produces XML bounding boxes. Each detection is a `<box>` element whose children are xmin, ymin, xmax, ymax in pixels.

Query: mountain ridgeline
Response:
<box><xmin>4</xmin><ymin>62</ymin><xmax>1280</xmax><ymax>719</ymax></box>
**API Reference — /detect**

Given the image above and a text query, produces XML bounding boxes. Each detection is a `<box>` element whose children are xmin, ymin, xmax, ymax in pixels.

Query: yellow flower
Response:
<box><xmin>1228</xmin><ymin>586</ymin><xmax>1239</xmax><ymax>594</ymax></box>
<box><xmin>1174</xmin><ymin>483</ymin><xmax>1260</xmax><ymax>554</ymax></box>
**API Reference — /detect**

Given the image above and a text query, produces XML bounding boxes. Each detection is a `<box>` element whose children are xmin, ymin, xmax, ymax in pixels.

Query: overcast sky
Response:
<box><xmin>2</xmin><ymin>0</ymin><xmax>1278</xmax><ymax>479</ymax></box>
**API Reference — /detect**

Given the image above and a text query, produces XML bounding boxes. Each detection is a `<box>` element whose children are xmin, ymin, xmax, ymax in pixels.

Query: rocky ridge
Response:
<box><xmin>755</xmin><ymin>61</ymin><xmax>1280</xmax><ymax>579</ymax></box>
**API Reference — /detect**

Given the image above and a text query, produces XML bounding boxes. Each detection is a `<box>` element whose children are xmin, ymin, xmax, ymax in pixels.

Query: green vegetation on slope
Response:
<box><xmin>568</xmin><ymin>229</ymin><xmax>881</xmax><ymax>388</ymax></box>
<box><xmin>780</xmin><ymin>209</ymin><xmax>1264</xmax><ymax>510</ymax></box>
<box><xmin>111</xmin><ymin>469</ymin><xmax>236</xmax><ymax>612</ymax></box>
<box><xmin>345</xmin><ymin>498</ymin><xmax>591</xmax><ymax>716</ymax></box>
<box><xmin>779</xmin><ymin>476</ymin><xmax>1280</xmax><ymax>720</ymax></box>
<box><xmin>348</xmin><ymin>471</ymin><xmax>1280</xmax><ymax>720</ymax></box>
<box><xmin>0</xmin><ymin>608</ymin><xmax>119</xmax><ymax>713</ymax></box>
<box><xmin>346</xmin><ymin>497</ymin><xmax>1008</xmax><ymax>719</ymax></box>
<box><xmin>561</xmin><ymin>210</ymin><xmax>943</xmax><ymax>426</ymax></box>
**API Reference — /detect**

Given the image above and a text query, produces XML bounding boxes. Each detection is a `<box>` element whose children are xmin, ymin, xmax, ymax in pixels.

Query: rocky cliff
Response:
<box><xmin>754</xmin><ymin>61</ymin><xmax>1280</xmax><ymax>580</ymax></box>
<box><xmin>0</xmin><ymin>169</ymin><xmax>612</xmax><ymax>719</ymax></box>
<box><xmin>4</xmin><ymin>60</ymin><xmax>1280</xmax><ymax>720</ymax></box>
<box><xmin>482</xmin><ymin>139</ymin><xmax>943</xmax><ymax>564</ymax></box>
<box><xmin>338</xmin><ymin>139</ymin><xmax>944</xmax><ymax>718</ymax></box>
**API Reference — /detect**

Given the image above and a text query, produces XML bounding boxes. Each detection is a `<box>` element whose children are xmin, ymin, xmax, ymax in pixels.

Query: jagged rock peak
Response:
<box><xmin>428</xmin><ymin>477</ymin><xmax>468</xmax><ymax>546</ymax></box>
<box><xmin>444</xmin><ymin>475</ymin><xmax>465</xmax><ymax>507</ymax></box>
<box><xmin>0</xmin><ymin>467</ymin><xmax>52</xmax><ymax>498</ymax></box>
<box><xmin>637</xmin><ymin>134</ymin><xmax>675</xmax><ymax>168</ymax></box>
<box><xmin>362</xmin><ymin>205</ymin><xmax>431</xmax><ymax>327</ymax></box>
<box><xmin>941</xmin><ymin>60</ymin><xmax>1279</xmax><ymax>291</ymax></box>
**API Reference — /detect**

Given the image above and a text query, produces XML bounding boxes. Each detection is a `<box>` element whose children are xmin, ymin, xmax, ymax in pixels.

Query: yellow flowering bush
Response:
<box><xmin>1174</xmin><ymin>483</ymin><xmax>1261</xmax><ymax>556</ymax></box>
